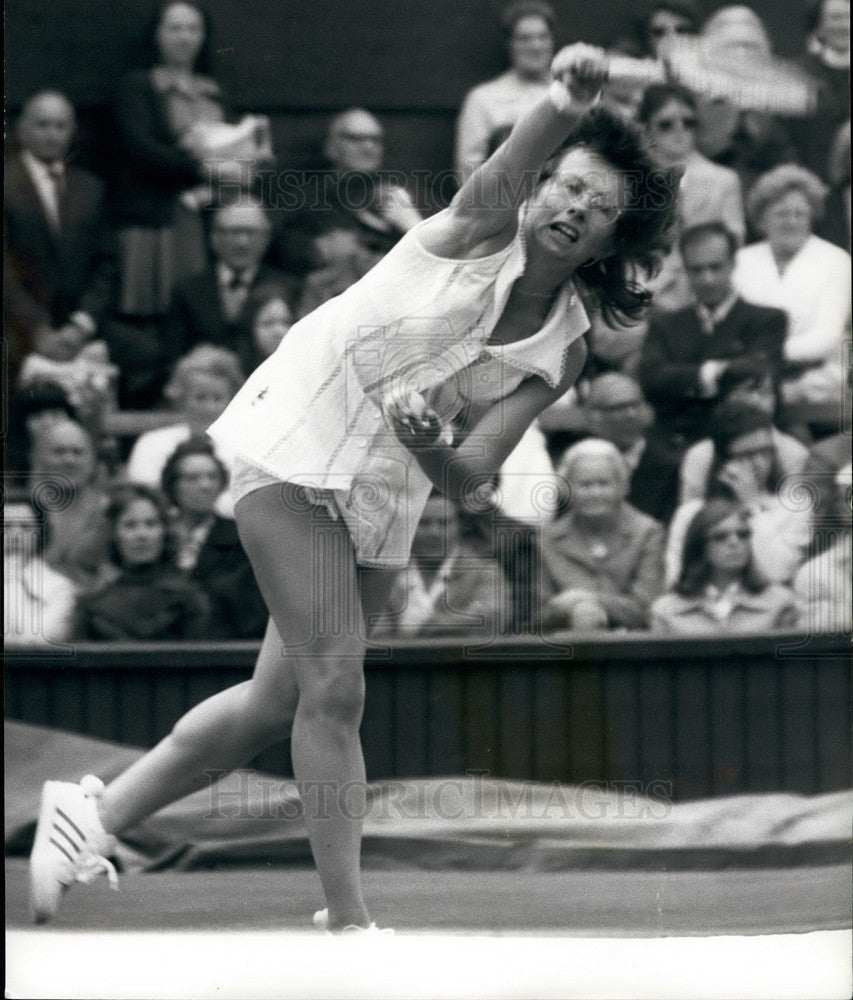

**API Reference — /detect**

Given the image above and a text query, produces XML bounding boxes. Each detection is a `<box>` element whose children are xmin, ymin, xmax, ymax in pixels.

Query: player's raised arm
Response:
<box><xmin>422</xmin><ymin>44</ymin><xmax>610</xmax><ymax>257</ymax></box>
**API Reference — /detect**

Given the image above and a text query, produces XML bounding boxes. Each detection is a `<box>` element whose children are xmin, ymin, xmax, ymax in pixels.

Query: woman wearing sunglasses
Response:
<box><xmin>639</xmin><ymin>82</ymin><xmax>745</xmax><ymax>310</ymax></box>
<box><xmin>651</xmin><ymin>497</ymin><xmax>800</xmax><ymax>633</ymax></box>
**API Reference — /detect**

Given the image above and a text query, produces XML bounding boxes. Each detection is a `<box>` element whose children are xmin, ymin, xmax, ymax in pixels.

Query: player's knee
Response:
<box><xmin>300</xmin><ymin>669</ymin><xmax>365</xmax><ymax>728</ymax></box>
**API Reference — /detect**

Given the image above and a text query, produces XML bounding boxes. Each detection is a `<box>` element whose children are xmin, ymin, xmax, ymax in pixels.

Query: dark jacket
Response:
<box><xmin>4</xmin><ymin>154</ymin><xmax>117</xmax><ymax>357</ymax></box>
<box><xmin>113</xmin><ymin>70</ymin><xmax>210</xmax><ymax>228</ymax></box>
<box><xmin>76</xmin><ymin>563</ymin><xmax>211</xmax><ymax>640</ymax></box>
<box><xmin>189</xmin><ymin>516</ymin><xmax>268</xmax><ymax>638</ymax></box>
<box><xmin>638</xmin><ymin>297</ymin><xmax>786</xmax><ymax>444</ymax></box>
<box><xmin>162</xmin><ymin>263</ymin><xmax>297</xmax><ymax>368</ymax></box>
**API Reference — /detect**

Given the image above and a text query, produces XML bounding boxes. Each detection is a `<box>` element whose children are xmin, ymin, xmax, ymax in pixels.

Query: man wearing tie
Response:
<box><xmin>164</xmin><ymin>198</ymin><xmax>297</xmax><ymax>372</ymax></box>
<box><xmin>637</xmin><ymin>221</ymin><xmax>787</xmax><ymax>521</ymax></box>
<box><xmin>5</xmin><ymin>90</ymin><xmax>116</xmax><ymax>388</ymax></box>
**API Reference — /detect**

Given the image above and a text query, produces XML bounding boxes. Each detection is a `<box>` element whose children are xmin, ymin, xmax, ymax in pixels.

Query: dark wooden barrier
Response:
<box><xmin>6</xmin><ymin>633</ymin><xmax>850</xmax><ymax>800</ymax></box>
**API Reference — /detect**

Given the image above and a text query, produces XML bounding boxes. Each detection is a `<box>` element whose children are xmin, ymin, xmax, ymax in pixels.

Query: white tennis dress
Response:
<box><xmin>208</xmin><ymin>210</ymin><xmax>589</xmax><ymax>567</ymax></box>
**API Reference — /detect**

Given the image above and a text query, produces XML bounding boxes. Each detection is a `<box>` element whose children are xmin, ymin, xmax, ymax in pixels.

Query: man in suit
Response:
<box><xmin>163</xmin><ymin>197</ymin><xmax>297</xmax><ymax>371</ymax></box>
<box><xmin>5</xmin><ymin>90</ymin><xmax>116</xmax><ymax>388</ymax></box>
<box><xmin>637</xmin><ymin>221</ymin><xmax>787</xmax><ymax>521</ymax></box>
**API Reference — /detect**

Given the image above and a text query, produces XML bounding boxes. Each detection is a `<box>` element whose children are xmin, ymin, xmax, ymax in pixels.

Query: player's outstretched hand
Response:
<box><xmin>383</xmin><ymin>384</ymin><xmax>444</xmax><ymax>449</ymax></box>
<box><xmin>551</xmin><ymin>43</ymin><xmax>609</xmax><ymax>107</ymax></box>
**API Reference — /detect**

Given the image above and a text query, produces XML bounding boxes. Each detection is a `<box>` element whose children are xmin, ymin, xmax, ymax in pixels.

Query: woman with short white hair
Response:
<box><xmin>734</xmin><ymin>163</ymin><xmax>851</xmax><ymax>406</ymax></box>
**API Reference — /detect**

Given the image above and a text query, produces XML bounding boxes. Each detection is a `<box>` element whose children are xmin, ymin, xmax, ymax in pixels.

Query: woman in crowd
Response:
<box><xmin>30</xmin><ymin>46</ymin><xmax>678</xmax><ymax>931</ymax></box>
<box><xmin>113</xmin><ymin>1</ymin><xmax>228</xmax><ymax>319</ymax></box>
<box><xmin>638</xmin><ymin>82</ymin><xmax>745</xmax><ymax>310</ymax></box>
<box><xmin>666</xmin><ymin>403</ymin><xmax>811</xmax><ymax>587</ymax></box>
<box><xmin>4</xmin><ymin>498</ymin><xmax>78</xmax><ymax>648</ymax></box>
<box><xmin>633</xmin><ymin>0</ymin><xmax>699</xmax><ymax>59</ymax></box>
<box><xmin>125</xmin><ymin>345</ymin><xmax>244</xmax><ymax>516</ymax></box>
<box><xmin>540</xmin><ymin>439</ymin><xmax>664</xmax><ymax>631</ymax></box>
<box><xmin>734</xmin><ymin>164</ymin><xmax>851</xmax><ymax>406</ymax></box>
<box><xmin>652</xmin><ymin>498</ymin><xmax>800</xmax><ymax>633</ymax></box>
<box><xmin>678</xmin><ymin>378</ymin><xmax>809</xmax><ymax>504</ymax></box>
<box><xmin>455</xmin><ymin>0</ymin><xmax>556</xmax><ymax>182</ymax></box>
<box><xmin>161</xmin><ymin>437</ymin><xmax>267</xmax><ymax>638</ymax></box>
<box><xmin>74</xmin><ymin>484</ymin><xmax>211</xmax><ymax>641</ymax></box>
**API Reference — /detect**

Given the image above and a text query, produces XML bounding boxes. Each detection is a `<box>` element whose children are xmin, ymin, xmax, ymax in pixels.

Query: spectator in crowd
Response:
<box><xmin>4</xmin><ymin>381</ymin><xmax>77</xmax><ymax>490</ymax></box>
<box><xmin>163</xmin><ymin>198</ymin><xmax>296</xmax><ymax>369</ymax></box>
<box><xmin>794</xmin><ymin>462</ymin><xmax>851</xmax><ymax>633</ymax></box>
<box><xmin>375</xmin><ymin>491</ymin><xmax>510</xmax><ymax>639</ymax></box>
<box><xmin>632</xmin><ymin>0</ymin><xmax>699</xmax><ymax>59</ymax></box>
<box><xmin>734</xmin><ymin>164</ymin><xmax>852</xmax><ymax>407</ymax></box>
<box><xmin>125</xmin><ymin>345</ymin><xmax>243</xmax><ymax>517</ymax></box>
<box><xmin>577</xmin><ymin>372</ymin><xmax>675</xmax><ymax>520</ymax></box>
<box><xmin>5</xmin><ymin>90</ymin><xmax>117</xmax><ymax>392</ymax></box>
<box><xmin>4</xmin><ymin>497</ymin><xmax>78</xmax><ymax>648</ymax></box>
<box><xmin>665</xmin><ymin>403</ymin><xmax>812</xmax><ymax>587</ymax></box>
<box><xmin>74</xmin><ymin>483</ymin><xmax>211</xmax><ymax>640</ymax></box>
<box><xmin>790</xmin><ymin>0</ymin><xmax>850</xmax><ymax>225</ymax></box>
<box><xmin>113</xmin><ymin>1</ymin><xmax>228</xmax><ymax>316</ymax></box>
<box><xmin>28</xmin><ymin>418</ymin><xmax>115</xmax><ymax>593</ymax></box>
<box><xmin>161</xmin><ymin>438</ymin><xmax>267</xmax><ymax>638</ymax></box>
<box><xmin>651</xmin><ymin>497</ymin><xmax>800</xmax><ymax>633</ymax></box>
<box><xmin>797</xmin><ymin>406</ymin><xmax>852</xmax><ymax>554</ymax></box>
<box><xmin>694</xmin><ymin>7</ymin><xmax>798</xmax><ymax>207</ymax></box>
<box><xmin>541</xmin><ymin>439</ymin><xmax>665</xmax><ymax>631</ymax></box>
<box><xmin>638</xmin><ymin>83</ymin><xmax>745</xmax><ymax>311</ymax></box>
<box><xmin>678</xmin><ymin>371</ymin><xmax>808</xmax><ymax>504</ymax></box>
<box><xmin>232</xmin><ymin>282</ymin><xmax>295</xmax><ymax>373</ymax></box>
<box><xmin>276</xmin><ymin>108</ymin><xmax>421</xmax><ymax>314</ymax></box>
<box><xmin>638</xmin><ymin>221</ymin><xmax>786</xmax><ymax>521</ymax></box>
<box><xmin>454</xmin><ymin>1</ymin><xmax>556</xmax><ymax>183</ymax></box>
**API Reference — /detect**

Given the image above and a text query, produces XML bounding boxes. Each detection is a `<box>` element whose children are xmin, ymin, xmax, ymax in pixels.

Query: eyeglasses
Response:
<box><xmin>649</xmin><ymin>25</ymin><xmax>692</xmax><ymax>38</ymax></box>
<box><xmin>726</xmin><ymin>445</ymin><xmax>774</xmax><ymax>460</ymax></box>
<box><xmin>559</xmin><ymin>176</ymin><xmax>622</xmax><ymax>222</ymax></box>
<box><xmin>707</xmin><ymin>528</ymin><xmax>752</xmax><ymax>543</ymax></box>
<box><xmin>591</xmin><ymin>399</ymin><xmax>645</xmax><ymax>413</ymax></box>
<box><xmin>214</xmin><ymin>226</ymin><xmax>270</xmax><ymax>237</ymax></box>
<box><xmin>652</xmin><ymin>116</ymin><xmax>697</xmax><ymax>133</ymax></box>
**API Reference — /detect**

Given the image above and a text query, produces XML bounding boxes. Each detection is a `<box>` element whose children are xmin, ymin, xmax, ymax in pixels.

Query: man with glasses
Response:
<box><xmin>637</xmin><ymin>221</ymin><xmax>787</xmax><ymax>521</ymax></box>
<box><xmin>164</xmin><ymin>198</ymin><xmax>296</xmax><ymax>369</ymax></box>
<box><xmin>274</xmin><ymin>108</ymin><xmax>421</xmax><ymax>313</ymax></box>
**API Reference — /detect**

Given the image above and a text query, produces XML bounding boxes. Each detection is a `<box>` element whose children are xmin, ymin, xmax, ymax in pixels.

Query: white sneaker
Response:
<box><xmin>313</xmin><ymin>907</ymin><xmax>394</xmax><ymax>935</ymax></box>
<box><xmin>29</xmin><ymin>775</ymin><xmax>119</xmax><ymax>924</ymax></box>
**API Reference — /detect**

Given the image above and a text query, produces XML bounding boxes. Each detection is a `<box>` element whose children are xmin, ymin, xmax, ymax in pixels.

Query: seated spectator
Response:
<box><xmin>5</xmin><ymin>89</ymin><xmax>116</xmax><ymax>392</ymax></box>
<box><xmin>161</xmin><ymin>437</ymin><xmax>267</xmax><ymax>638</ymax></box>
<box><xmin>797</xmin><ymin>415</ymin><xmax>852</xmax><ymax>554</ymax></box>
<box><xmin>679</xmin><ymin>385</ymin><xmax>808</xmax><ymax>504</ymax></box>
<box><xmin>4</xmin><ymin>497</ymin><xmax>77</xmax><ymax>647</ymax></box>
<box><xmin>734</xmin><ymin>164</ymin><xmax>851</xmax><ymax>407</ymax></box>
<box><xmin>163</xmin><ymin>198</ymin><xmax>298</xmax><ymax>370</ymax></box>
<box><xmin>4</xmin><ymin>381</ymin><xmax>77</xmax><ymax>490</ymax></box>
<box><xmin>125</xmin><ymin>345</ymin><xmax>243</xmax><ymax>517</ymax></box>
<box><xmin>638</xmin><ymin>84</ymin><xmax>745</xmax><ymax>312</ymax></box>
<box><xmin>666</xmin><ymin>404</ymin><xmax>812</xmax><ymax>587</ymax></box>
<box><xmin>28</xmin><ymin>418</ymin><xmax>114</xmax><ymax>592</ymax></box>
<box><xmin>651</xmin><ymin>498</ymin><xmax>800</xmax><ymax>633</ymax></box>
<box><xmin>638</xmin><ymin>221</ymin><xmax>786</xmax><ymax>521</ymax></box>
<box><xmin>375</xmin><ymin>491</ymin><xmax>510</xmax><ymax>640</ymax></box>
<box><xmin>790</xmin><ymin>0</ymin><xmax>850</xmax><ymax>239</ymax></box>
<box><xmin>794</xmin><ymin>463</ymin><xmax>852</xmax><ymax>633</ymax></box>
<box><xmin>275</xmin><ymin>108</ymin><xmax>421</xmax><ymax>309</ymax></box>
<box><xmin>74</xmin><ymin>484</ymin><xmax>211</xmax><ymax>640</ymax></box>
<box><xmin>231</xmin><ymin>281</ymin><xmax>294</xmax><ymax>373</ymax></box>
<box><xmin>454</xmin><ymin>1</ymin><xmax>556</xmax><ymax>183</ymax></box>
<box><xmin>541</xmin><ymin>440</ymin><xmax>665</xmax><ymax>631</ymax></box>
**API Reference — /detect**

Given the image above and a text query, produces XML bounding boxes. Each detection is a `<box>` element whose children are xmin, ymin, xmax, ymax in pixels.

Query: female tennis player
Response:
<box><xmin>29</xmin><ymin>44</ymin><xmax>676</xmax><ymax>931</ymax></box>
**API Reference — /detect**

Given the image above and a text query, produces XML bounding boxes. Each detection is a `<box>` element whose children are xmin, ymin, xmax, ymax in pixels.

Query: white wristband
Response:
<box><xmin>548</xmin><ymin>79</ymin><xmax>574</xmax><ymax>116</ymax></box>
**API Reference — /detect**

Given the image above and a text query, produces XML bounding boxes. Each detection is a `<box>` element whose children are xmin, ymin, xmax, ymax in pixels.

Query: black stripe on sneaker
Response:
<box><xmin>55</xmin><ymin>807</ymin><xmax>87</xmax><ymax>843</ymax></box>
<box><xmin>52</xmin><ymin>823</ymin><xmax>82</xmax><ymax>854</ymax></box>
<box><xmin>48</xmin><ymin>837</ymin><xmax>76</xmax><ymax>864</ymax></box>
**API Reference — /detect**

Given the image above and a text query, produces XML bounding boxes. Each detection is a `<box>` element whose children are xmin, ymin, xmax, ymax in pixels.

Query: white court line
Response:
<box><xmin>5</xmin><ymin>929</ymin><xmax>852</xmax><ymax>1000</ymax></box>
